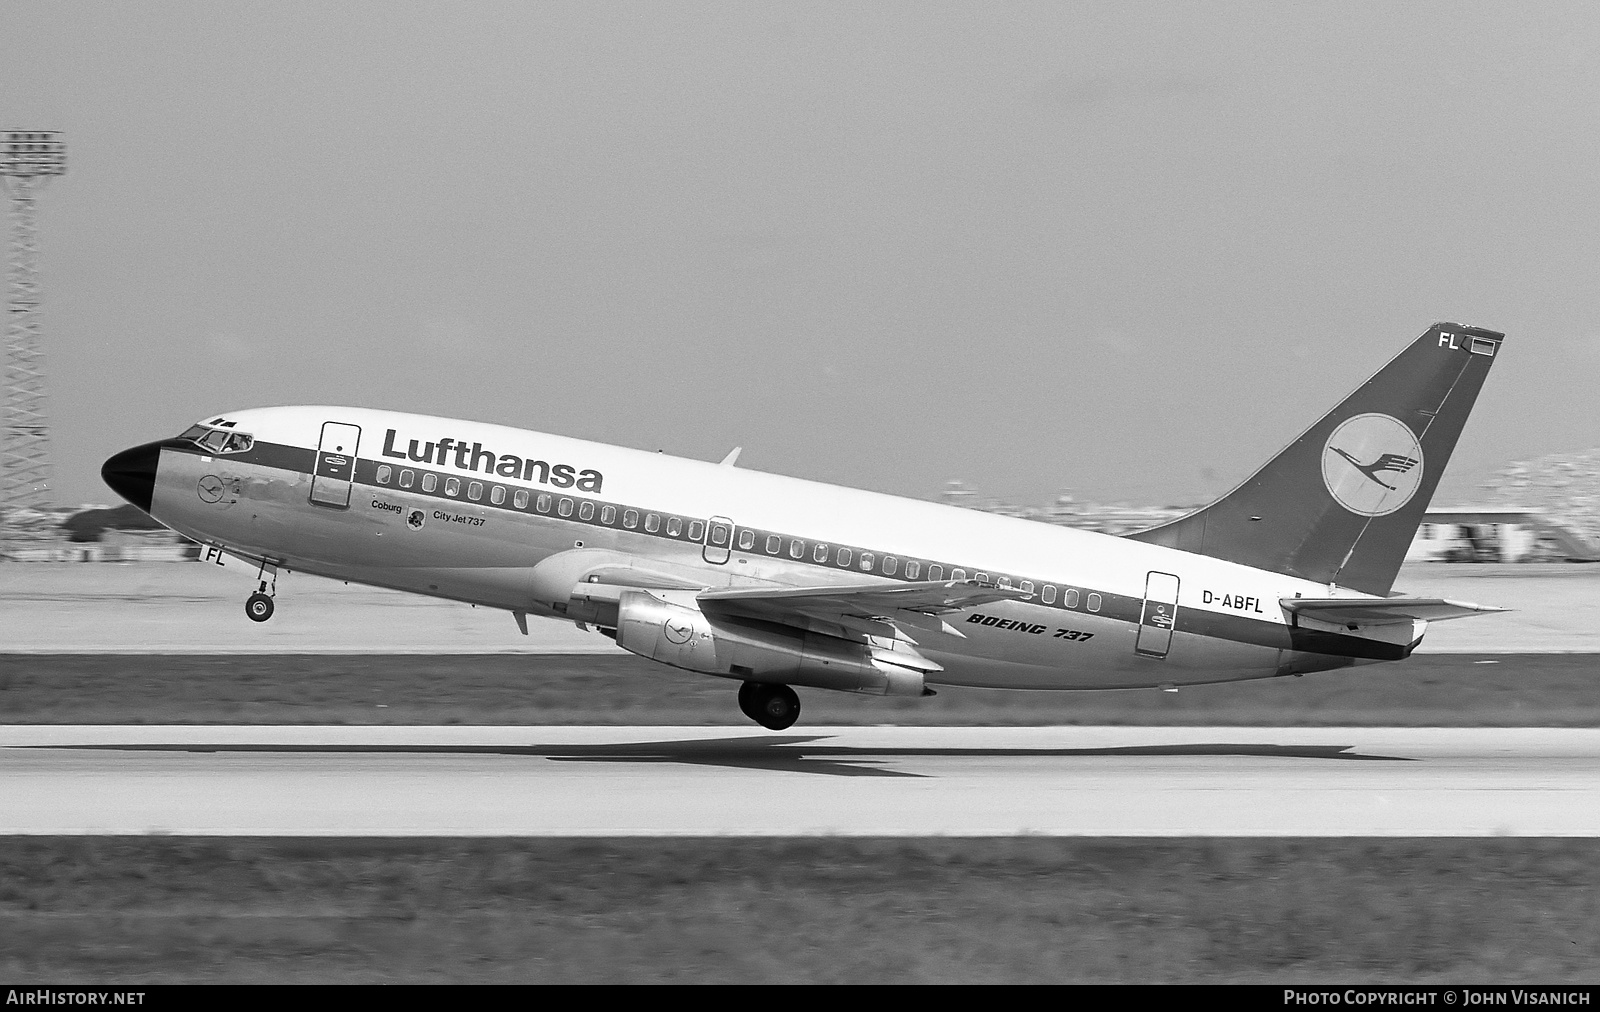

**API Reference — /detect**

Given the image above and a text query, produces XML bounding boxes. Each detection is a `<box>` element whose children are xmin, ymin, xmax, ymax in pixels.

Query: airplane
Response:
<box><xmin>101</xmin><ymin>322</ymin><xmax>1507</xmax><ymax>730</ymax></box>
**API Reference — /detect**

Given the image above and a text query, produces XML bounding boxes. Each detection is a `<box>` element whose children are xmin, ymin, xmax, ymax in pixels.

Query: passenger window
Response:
<box><xmin>997</xmin><ymin>576</ymin><xmax>1010</xmax><ymax>589</ymax></box>
<box><xmin>766</xmin><ymin>534</ymin><xmax>781</xmax><ymax>554</ymax></box>
<box><xmin>738</xmin><ymin>529</ymin><xmax>754</xmax><ymax>550</ymax></box>
<box><xmin>1087</xmin><ymin>593</ymin><xmax>1102</xmax><ymax>613</ymax></box>
<box><xmin>600</xmin><ymin>505</ymin><xmax>615</xmax><ymax>524</ymax></box>
<box><xmin>513</xmin><ymin>489</ymin><xmax>529</xmax><ymax>509</ymax></box>
<box><xmin>1042</xmin><ymin>585</ymin><xmax>1057</xmax><ymax>604</ymax></box>
<box><xmin>951</xmin><ymin>569</ymin><xmax>965</xmax><ymax>581</ymax></box>
<box><xmin>905</xmin><ymin>561</ymin><xmax>920</xmax><ymax>580</ymax></box>
<box><xmin>491</xmin><ymin>486</ymin><xmax>506</xmax><ymax>506</ymax></box>
<box><xmin>376</xmin><ymin>465</ymin><xmax>392</xmax><ymax>484</ymax></box>
<box><xmin>1019</xmin><ymin>580</ymin><xmax>1033</xmax><ymax>596</ymax></box>
<box><xmin>468</xmin><ymin>482</ymin><xmax>482</xmax><ymax>501</ymax></box>
<box><xmin>859</xmin><ymin>552</ymin><xmax>874</xmax><ymax>572</ymax></box>
<box><xmin>813</xmin><ymin>543</ymin><xmax>829</xmax><ymax>563</ymax></box>
<box><xmin>709</xmin><ymin>523</ymin><xmax>729</xmax><ymax>546</ymax></box>
<box><xmin>883</xmin><ymin>557</ymin><xmax>897</xmax><ymax>576</ymax></box>
<box><xmin>623</xmin><ymin>509</ymin><xmax>638</xmax><ymax>529</ymax></box>
<box><xmin>790</xmin><ymin>540</ymin><xmax>805</xmax><ymax>559</ymax></box>
<box><xmin>578</xmin><ymin>501</ymin><xmax>594</xmax><ymax>521</ymax></box>
<box><xmin>974</xmin><ymin>572</ymin><xmax>989</xmax><ymax>584</ymax></box>
<box><xmin>688</xmin><ymin>520</ymin><xmax>704</xmax><ymax>541</ymax></box>
<box><xmin>1065</xmin><ymin>589</ymin><xmax>1080</xmax><ymax>608</ymax></box>
<box><xmin>646</xmin><ymin>513</ymin><xmax>661</xmax><ymax>533</ymax></box>
<box><xmin>927</xmin><ymin>564</ymin><xmax>942</xmax><ymax>581</ymax></box>
<box><xmin>557</xmin><ymin>498</ymin><xmax>573</xmax><ymax>517</ymax></box>
<box><xmin>536</xmin><ymin>493</ymin><xmax>552</xmax><ymax>513</ymax></box>
<box><xmin>666</xmin><ymin>517</ymin><xmax>682</xmax><ymax>536</ymax></box>
<box><xmin>422</xmin><ymin>474</ymin><xmax>437</xmax><ymax>493</ymax></box>
<box><xmin>400</xmin><ymin>470</ymin><xmax>414</xmax><ymax>488</ymax></box>
<box><xmin>444</xmin><ymin>477</ymin><xmax>461</xmax><ymax>497</ymax></box>
<box><xmin>836</xmin><ymin>548</ymin><xmax>851</xmax><ymax>566</ymax></box>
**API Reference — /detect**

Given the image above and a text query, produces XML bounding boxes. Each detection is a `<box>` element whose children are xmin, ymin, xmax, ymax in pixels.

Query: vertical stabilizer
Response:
<box><xmin>1128</xmin><ymin>323</ymin><xmax>1503</xmax><ymax>595</ymax></box>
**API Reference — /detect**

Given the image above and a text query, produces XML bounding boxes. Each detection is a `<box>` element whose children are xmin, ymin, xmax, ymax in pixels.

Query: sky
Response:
<box><xmin>4</xmin><ymin>1</ymin><xmax>1598</xmax><ymax>509</ymax></box>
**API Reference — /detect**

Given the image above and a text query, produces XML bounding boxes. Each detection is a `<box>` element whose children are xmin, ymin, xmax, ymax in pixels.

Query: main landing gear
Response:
<box><xmin>738</xmin><ymin>681</ymin><xmax>801</xmax><ymax>731</ymax></box>
<box><xmin>245</xmin><ymin>559</ymin><xmax>277</xmax><ymax>623</ymax></box>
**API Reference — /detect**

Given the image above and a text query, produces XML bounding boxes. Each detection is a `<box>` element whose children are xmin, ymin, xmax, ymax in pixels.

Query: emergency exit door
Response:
<box><xmin>1135</xmin><ymin>571</ymin><xmax>1180</xmax><ymax>658</ymax></box>
<box><xmin>309</xmin><ymin>421</ymin><xmax>362</xmax><ymax>509</ymax></box>
<box><xmin>703</xmin><ymin>516</ymin><xmax>734</xmax><ymax>564</ymax></box>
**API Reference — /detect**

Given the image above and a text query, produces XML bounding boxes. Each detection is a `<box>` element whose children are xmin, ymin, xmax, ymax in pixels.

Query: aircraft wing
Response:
<box><xmin>701</xmin><ymin>579</ymin><xmax>1028</xmax><ymax>615</ymax></box>
<box><xmin>1280</xmin><ymin>597</ymin><xmax>1508</xmax><ymax>624</ymax></box>
<box><xmin>698</xmin><ymin>580</ymin><xmax>1032</xmax><ymax>640</ymax></box>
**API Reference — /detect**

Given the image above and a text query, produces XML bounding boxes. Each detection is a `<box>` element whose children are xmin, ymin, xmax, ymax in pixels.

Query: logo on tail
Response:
<box><xmin>1321</xmin><ymin>413</ymin><xmax>1424</xmax><ymax>517</ymax></box>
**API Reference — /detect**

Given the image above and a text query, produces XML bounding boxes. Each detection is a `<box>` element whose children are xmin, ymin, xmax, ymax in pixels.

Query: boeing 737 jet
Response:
<box><xmin>102</xmin><ymin>323</ymin><xmax>1506</xmax><ymax>729</ymax></box>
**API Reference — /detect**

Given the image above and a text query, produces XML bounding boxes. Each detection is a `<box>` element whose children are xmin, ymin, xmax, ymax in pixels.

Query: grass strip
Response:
<box><xmin>2</xmin><ymin>653</ymin><xmax>1598</xmax><ymax>725</ymax></box>
<box><xmin>1</xmin><ymin>837</ymin><xmax>1596</xmax><ymax>983</ymax></box>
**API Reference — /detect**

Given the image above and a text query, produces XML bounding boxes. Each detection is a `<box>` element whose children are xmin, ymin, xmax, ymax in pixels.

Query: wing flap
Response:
<box><xmin>699</xmin><ymin>580</ymin><xmax>1030</xmax><ymax>642</ymax></box>
<box><xmin>700</xmin><ymin>579</ymin><xmax>1029</xmax><ymax>616</ymax></box>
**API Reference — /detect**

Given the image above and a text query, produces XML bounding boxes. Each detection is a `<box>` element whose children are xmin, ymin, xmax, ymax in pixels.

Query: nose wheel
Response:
<box><xmin>245</xmin><ymin>560</ymin><xmax>278</xmax><ymax>623</ymax></box>
<box><xmin>245</xmin><ymin>590</ymin><xmax>275</xmax><ymax>622</ymax></box>
<box><xmin>738</xmin><ymin>681</ymin><xmax>801</xmax><ymax>730</ymax></box>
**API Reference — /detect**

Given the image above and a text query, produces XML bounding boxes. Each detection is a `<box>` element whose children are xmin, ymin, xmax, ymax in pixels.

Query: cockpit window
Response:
<box><xmin>181</xmin><ymin>424</ymin><xmax>253</xmax><ymax>454</ymax></box>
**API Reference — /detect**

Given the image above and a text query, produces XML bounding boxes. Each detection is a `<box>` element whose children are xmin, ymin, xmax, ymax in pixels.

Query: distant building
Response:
<box><xmin>939</xmin><ymin>484</ymin><xmax>1600</xmax><ymax>562</ymax></box>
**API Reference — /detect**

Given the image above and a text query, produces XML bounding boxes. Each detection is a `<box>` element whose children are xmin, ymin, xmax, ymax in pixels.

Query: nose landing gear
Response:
<box><xmin>738</xmin><ymin>681</ymin><xmax>801</xmax><ymax>730</ymax></box>
<box><xmin>245</xmin><ymin>558</ymin><xmax>277</xmax><ymax>623</ymax></box>
<box><xmin>245</xmin><ymin>590</ymin><xmax>274</xmax><ymax>622</ymax></box>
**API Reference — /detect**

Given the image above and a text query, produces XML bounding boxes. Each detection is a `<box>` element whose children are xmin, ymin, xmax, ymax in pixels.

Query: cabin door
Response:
<box><xmin>1135</xmin><ymin>571</ymin><xmax>1180</xmax><ymax>658</ymax></box>
<box><xmin>309</xmin><ymin>421</ymin><xmax>362</xmax><ymax>509</ymax></box>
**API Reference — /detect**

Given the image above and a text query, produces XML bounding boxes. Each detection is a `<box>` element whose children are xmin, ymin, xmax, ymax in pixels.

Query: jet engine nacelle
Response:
<box><xmin>614</xmin><ymin>590</ymin><xmax>928</xmax><ymax>697</ymax></box>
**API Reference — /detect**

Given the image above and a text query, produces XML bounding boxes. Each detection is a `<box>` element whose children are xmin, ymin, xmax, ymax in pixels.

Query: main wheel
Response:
<box><xmin>751</xmin><ymin>683</ymin><xmax>800</xmax><ymax>731</ymax></box>
<box><xmin>245</xmin><ymin>592</ymin><xmax>275</xmax><ymax>623</ymax></box>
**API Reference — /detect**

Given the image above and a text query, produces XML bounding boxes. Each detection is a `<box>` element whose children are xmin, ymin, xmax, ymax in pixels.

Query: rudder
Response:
<box><xmin>1127</xmin><ymin>323</ymin><xmax>1504</xmax><ymax>595</ymax></box>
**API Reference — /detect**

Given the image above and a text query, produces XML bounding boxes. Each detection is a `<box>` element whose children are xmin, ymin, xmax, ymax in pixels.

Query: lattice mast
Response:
<box><xmin>1</xmin><ymin>131</ymin><xmax>66</xmax><ymax>513</ymax></box>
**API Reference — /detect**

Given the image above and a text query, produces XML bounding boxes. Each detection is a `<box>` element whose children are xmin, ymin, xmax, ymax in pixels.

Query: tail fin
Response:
<box><xmin>1128</xmin><ymin>322</ymin><xmax>1504</xmax><ymax>595</ymax></box>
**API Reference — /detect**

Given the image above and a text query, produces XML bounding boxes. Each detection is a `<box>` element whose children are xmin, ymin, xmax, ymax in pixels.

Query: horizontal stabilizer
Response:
<box><xmin>1281</xmin><ymin>596</ymin><xmax>1508</xmax><ymax>624</ymax></box>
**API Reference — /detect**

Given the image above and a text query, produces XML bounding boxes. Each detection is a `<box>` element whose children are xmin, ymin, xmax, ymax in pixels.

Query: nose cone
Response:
<box><xmin>101</xmin><ymin>441</ymin><xmax>163</xmax><ymax>513</ymax></box>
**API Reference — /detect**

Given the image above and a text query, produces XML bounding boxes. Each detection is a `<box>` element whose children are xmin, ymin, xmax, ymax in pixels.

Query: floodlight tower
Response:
<box><xmin>1</xmin><ymin>130</ymin><xmax>66</xmax><ymax>519</ymax></box>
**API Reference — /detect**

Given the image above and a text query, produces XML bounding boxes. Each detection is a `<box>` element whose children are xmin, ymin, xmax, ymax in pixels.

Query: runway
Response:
<box><xmin>5</xmin><ymin>725</ymin><xmax>1599</xmax><ymax>837</ymax></box>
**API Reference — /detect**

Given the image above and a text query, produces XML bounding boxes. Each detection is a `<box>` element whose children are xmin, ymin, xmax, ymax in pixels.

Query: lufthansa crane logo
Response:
<box><xmin>196</xmin><ymin>475</ymin><xmax>225</xmax><ymax>503</ymax></box>
<box><xmin>1320</xmin><ymin>413</ymin><xmax>1424</xmax><ymax>517</ymax></box>
<box><xmin>663</xmin><ymin>617</ymin><xmax>696</xmax><ymax>645</ymax></box>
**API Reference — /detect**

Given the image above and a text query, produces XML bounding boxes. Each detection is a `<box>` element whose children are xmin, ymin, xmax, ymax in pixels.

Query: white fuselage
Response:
<box><xmin>145</xmin><ymin>406</ymin><xmax>1398</xmax><ymax>690</ymax></box>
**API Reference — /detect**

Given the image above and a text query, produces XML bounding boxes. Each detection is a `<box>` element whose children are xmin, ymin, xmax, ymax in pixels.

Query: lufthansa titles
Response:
<box><xmin>382</xmin><ymin>428</ymin><xmax>602</xmax><ymax>492</ymax></box>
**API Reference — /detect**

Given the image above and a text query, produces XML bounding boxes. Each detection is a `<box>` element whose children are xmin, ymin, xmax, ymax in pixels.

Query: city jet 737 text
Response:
<box><xmin>103</xmin><ymin>323</ymin><xmax>1507</xmax><ymax>729</ymax></box>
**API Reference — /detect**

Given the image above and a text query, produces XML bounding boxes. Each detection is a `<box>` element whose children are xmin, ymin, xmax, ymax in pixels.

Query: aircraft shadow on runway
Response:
<box><xmin>36</xmin><ymin>737</ymin><xmax>1416</xmax><ymax>778</ymax></box>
